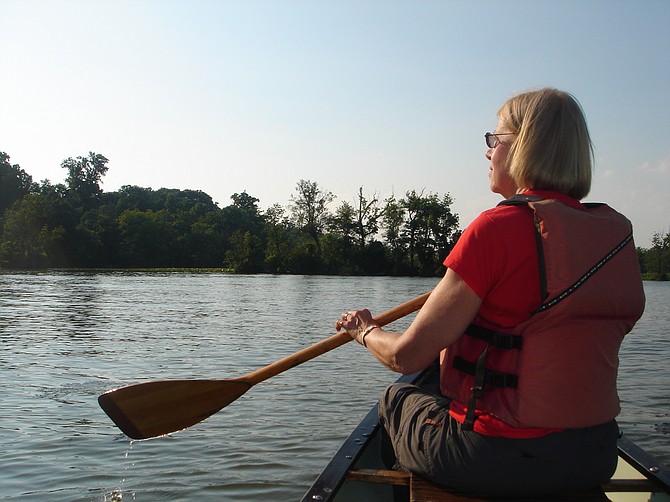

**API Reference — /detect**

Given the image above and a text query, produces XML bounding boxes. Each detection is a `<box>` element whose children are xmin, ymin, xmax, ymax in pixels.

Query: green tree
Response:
<box><xmin>231</xmin><ymin>191</ymin><xmax>260</xmax><ymax>213</ymax></box>
<box><xmin>325</xmin><ymin>188</ymin><xmax>384</xmax><ymax>275</ymax></box>
<box><xmin>379</xmin><ymin>190</ymin><xmax>460</xmax><ymax>276</ymax></box>
<box><xmin>289</xmin><ymin>179</ymin><xmax>335</xmax><ymax>258</ymax></box>
<box><xmin>0</xmin><ymin>152</ymin><xmax>38</xmax><ymax>215</ymax></box>
<box><xmin>159</xmin><ymin>188</ymin><xmax>218</xmax><ymax>214</ymax></box>
<box><xmin>62</xmin><ymin>152</ymin><xmax>109</xmax><ymax>204</ymax></box>
<box><xmin>118</xmin><ymin>209</ymin><xmax>173</xmax><ymax>267</ymax></box>
<box><xmin>401</xmin><ymin>190</ymin><xmax>424</xmax><ymax>273</ymax></box>
<box><xmin>650</xmin><ymin>230</ymin><xmax>670</xmax><ymax>280</ymax></box>
<box><xmin>418</xmin><ymin>192</ymin><xmax>460</xmax><ymax>274</ymax></box>
<box><xmin>330</xmin><ymin>201</ymin><xmax>356</xmax><ymax>244</ymax></box>
<box><xmin>115</xmin><ymin>185</ymin><xmax>156</xmax><ymax>212</ymax></box>
<box><xmin>0</xmin><ymin>193</ymin><xmax>64</xmax><ymax>268</ymax></box>
<box><xmin>177</xmin><ymin>212</ymin><xmax>224</xmax><ymax>267</ymax></box>
<box><xmin>324</xmin><ymin>201</ymin><xmax>357</xmax><ymax>273</ymax></box>
<box><xmin>221</xmin><ymin>191</ymin><xmax>265</xmax><ymax>272</ymax></box>
<box><xmin>225</xmin><ymin>230</ymin><xmax>262</xmax><ymax>273</ymax></box>
<box><xmin>353</xmin><ymin>187</ymin><xmax>381</xmax><ymax>251</ymax></box>
<box><xmin>263</xmin><ymin>203</ymin><xmax>296</xmax><ymax>273</ymax></box>
<box><xmin>382</xmin><ymin>194</ymin><xmax>406</xmax><ymax>275</ymax></box>
<box><xmin>71</xmin><ymin>206</ymin><xmax>121</xmax><ymax>267</ymax></box>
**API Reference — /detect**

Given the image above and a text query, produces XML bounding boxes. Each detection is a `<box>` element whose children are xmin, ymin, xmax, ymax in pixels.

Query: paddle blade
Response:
<box><xmin>98</xmin><ymin>379</ymin><xmax>252</xmax><ymax>439</ymax></box>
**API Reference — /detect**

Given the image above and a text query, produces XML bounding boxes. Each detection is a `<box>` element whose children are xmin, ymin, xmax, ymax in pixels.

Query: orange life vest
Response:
<box><xmin>440</xmin><ymin>196</ymin><xmax>646</xmax><ymax>429</ymax></box>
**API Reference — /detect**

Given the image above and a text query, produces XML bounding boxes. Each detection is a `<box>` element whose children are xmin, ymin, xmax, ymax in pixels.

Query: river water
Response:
<box><xmin>0</xmin><ymin>272</ymin><xmax>668</xmax><ymax>501</ymax></box>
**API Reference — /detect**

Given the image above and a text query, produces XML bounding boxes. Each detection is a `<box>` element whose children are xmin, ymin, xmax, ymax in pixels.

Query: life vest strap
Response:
<box><xmin>462</xmin><ymin>347</ymin><xmax>489</xmax><ymax>431</ymax></box>
<box><xmin>498</xmin><ymin>194</ymin><xmax>549</xmax><ymax>302</ymax></box>
<box><xmin>464</xmin><ymin>324</ymin><xmax>523</xmax><ymax>350</ymax></box>
<box><xmin>497</xmin><ymin>195</ymin><xmax>634</xmax><ymax>316</ymax></box>
<box><xmin>453</xmin><ymin>356</ymin><xmax>519</xmax><ymax>389</ymax></box>
<box><xmin>534</xmin><ymin>232</ymin><xmax>634</xmax><ymax>314</ymax></box>
<box><xmin>457</xmin><ymin>326</ymin><xmax>521</xmax><ymax>431</ymax></box>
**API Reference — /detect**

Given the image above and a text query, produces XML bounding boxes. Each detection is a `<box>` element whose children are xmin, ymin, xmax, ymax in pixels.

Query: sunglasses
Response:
<box><xmin>485</xmin><ymin>132</ymin><xmax>516</xmax><ymax>149</ymax></box>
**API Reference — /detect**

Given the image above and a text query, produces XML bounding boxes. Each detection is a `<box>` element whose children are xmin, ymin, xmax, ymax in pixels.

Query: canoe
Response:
<box><xmin>302</xmin><ymin>366</ymin><xmax>670</xmax><ymax>502</ymax></box>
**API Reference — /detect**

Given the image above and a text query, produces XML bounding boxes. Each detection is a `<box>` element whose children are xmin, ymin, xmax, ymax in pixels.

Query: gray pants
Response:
<box><xmin>379</xmin><ymin>383</ymin><xmax>619</xmax><ymax>497</ymax></box>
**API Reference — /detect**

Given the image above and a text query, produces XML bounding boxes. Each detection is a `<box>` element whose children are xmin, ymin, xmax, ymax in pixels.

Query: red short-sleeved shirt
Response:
<box><xmin>443</xmin><ymin>190</ymin><xmax>584</xmax><ymax>437</ymax></box>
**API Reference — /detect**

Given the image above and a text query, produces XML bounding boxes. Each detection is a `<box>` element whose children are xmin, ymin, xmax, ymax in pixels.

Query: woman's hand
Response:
<box><xmin>333</xmin><ymin>270</ymin><xmax>482</xmax><ymax>374</ymax></box>
<box><xmin>335</xmin><ymin>308</ymin><xmax>378</xmax><ymax>345</ymax></box>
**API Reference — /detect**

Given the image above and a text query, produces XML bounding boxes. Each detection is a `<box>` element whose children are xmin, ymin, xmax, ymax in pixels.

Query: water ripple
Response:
<box><xmin>1</xmin><ymin>272</ymin><xmax>667</xmax><ymax>501</ymax></box>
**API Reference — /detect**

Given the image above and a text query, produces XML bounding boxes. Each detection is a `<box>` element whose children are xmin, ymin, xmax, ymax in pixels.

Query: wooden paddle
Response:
<box><xmin>98</xmin><ymin>292</ymin><xmax>431</xmax><ymax>440</ymax></box>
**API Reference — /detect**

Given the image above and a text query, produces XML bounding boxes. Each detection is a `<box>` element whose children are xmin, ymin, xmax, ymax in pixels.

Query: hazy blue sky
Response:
<box><xmin>1</xmin><ymin>0</ymin><xmax>668</xmax><ymax>247</ymax></box>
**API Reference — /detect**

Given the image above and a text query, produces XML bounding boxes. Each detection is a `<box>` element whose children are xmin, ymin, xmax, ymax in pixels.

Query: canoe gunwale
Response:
<box><xmin>301</xmin><ymin>369</ymin><xmax>426</xmax><ymax>502</ymax></box>
<box><xmin>617</xmin><ymin>433</ymin><xmax>670</xmax><ymax>493</ymax></box>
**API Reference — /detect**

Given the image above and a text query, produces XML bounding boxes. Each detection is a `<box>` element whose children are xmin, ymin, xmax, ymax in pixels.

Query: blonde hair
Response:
<box><xmin>499</xmin><ymin>88</ymin><xmax>593</xmax><ymax>200</ymax></box>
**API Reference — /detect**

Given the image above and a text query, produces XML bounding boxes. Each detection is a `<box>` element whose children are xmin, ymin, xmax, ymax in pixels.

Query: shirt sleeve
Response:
<box><xmin>443</xmin><ymin>210</ymin><xmax>502</xmax><ymax>301</ymax></box>
<box><xmin>443</xmin><ymin>204</ymin><xmax>541</xmax><ymax>329</ymax></box>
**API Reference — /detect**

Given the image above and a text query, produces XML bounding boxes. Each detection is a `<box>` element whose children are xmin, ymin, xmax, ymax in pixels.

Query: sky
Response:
<box><xmin>1</xmin><ymin>0</ymin><xmax>669</xmax><ymax>248</ymax></box>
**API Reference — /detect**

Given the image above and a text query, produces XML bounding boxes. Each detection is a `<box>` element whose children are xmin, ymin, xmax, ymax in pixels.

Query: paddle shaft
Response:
<box><xmin>242</xmin><ymin>291</ymin><xmax>431</xmax><ymax>385</ymax></box>
<box><xmin>98</xmin><ymin>291</ymin><xmax>431</xmax><ymax>439</ymax></box>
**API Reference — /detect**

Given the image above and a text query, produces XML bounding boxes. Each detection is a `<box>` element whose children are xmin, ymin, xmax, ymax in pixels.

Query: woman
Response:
<box><xmin>335</xmin><ymin>88</ymin><xmax>645</xmax><ymax>496</ymax></box>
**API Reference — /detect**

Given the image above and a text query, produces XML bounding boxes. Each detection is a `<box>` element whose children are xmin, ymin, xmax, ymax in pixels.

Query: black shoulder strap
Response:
<box><xmin>496</xmin><ymin>195</ymin><xmax>549</xmax><ymax>301</ymax></box>
<box><xmin>497</xmin><ymin>194</ymin><xmax>545</xmax><ymax>206</ymax></box>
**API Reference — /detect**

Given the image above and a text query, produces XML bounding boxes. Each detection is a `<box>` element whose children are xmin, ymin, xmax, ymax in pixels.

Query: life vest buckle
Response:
<box><xmin>470</xmin><ymin>385</ymin><xmax>485</xmax><ymax>399</ymax></box>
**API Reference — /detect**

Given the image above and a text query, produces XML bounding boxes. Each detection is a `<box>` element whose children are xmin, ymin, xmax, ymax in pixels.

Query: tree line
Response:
<box><xmin>647</xmin><ymin>231</ymin><xmax>670</xmax><ymax>280</ymax></box>
<box><xmin>2</xmin><ymin>151</ymin><xmax>668</xmax><ymax>278</ymax></box>
<box><xmin>0</xmin><ymin>151</ymin><xmax>461</xmax><ymax>276</ymax></box>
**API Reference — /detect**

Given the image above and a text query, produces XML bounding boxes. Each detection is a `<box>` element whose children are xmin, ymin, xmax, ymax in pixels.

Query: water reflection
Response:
<box><xmin>618</xmin><ymin>281</ymin><xmax>670</xmax><ymax>461</ymax></box>
<box><xmin>0</xmin><ymin>272</ymin><xmax>667</xmax><ymax>501</ymax></box>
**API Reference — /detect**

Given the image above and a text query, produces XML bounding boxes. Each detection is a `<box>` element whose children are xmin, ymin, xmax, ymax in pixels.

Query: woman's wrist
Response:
<box><xmin>359</xmin><ymin>325</ymin><xmax>380</xmax><ymax>347</ymax></box>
